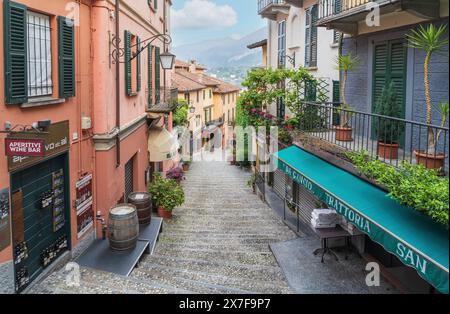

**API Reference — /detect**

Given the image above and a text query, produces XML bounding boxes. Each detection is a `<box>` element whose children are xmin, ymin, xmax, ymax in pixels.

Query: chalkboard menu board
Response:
<box><xmin>0</xmin><ymin>188</ymin><xmax>11</xmax><ymax>251</ymax></box>
<box><xmin>52</xmin><ymin>169</ymin><xmax>65</xmax><ymax>232</ymax></box>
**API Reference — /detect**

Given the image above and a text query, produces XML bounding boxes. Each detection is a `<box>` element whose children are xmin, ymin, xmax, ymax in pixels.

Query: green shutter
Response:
<box><xmin>310</xmin><ymin>5</ymin><xmax>318</xmax><ymax>68</ymax></box>
<box><xmin>148</xmin><ymin>45</ymin><xmax>153</xmax><ymax>106</ymax></box>
<box><xmin>154</xmin><ymin>0</ymin><xmax>158</xmax><ymax>10</ymax></box>
<box><xmin>389</xmin><ymin>40</ymin><xmax>407</xmax><ymax>118</ymax></box>
<box><xmin>4</xmin><ymin>0</ymin><xmax>28</xmax><ymax>104</ymax></box>
<box><xmin>124</xmin><ymin>30</ymin><xmax>132</xmax><ymax>96</ymax></box>
<box><xmin>304</xmin><ymin>8</ymin><xmax>311</xmax><ymax>67</ymax></box>
<box><xmin>136</xmin><ymin>36</ymin><xmax>141</xmax><ymax>92</ymax></box>
<box><xmin>372</xmin><ymin>42</ymin><xmax>388</xmax><ymax>109</ymax></box>
<box><xmin>58</xmin><ymin>16</ymin><xmax>75</xmax><ymax>98</ymax></box>
<box><xmin>155</xmin><ymin>46</ymin><xmax>160</xmax><ymax>104</ymax></box>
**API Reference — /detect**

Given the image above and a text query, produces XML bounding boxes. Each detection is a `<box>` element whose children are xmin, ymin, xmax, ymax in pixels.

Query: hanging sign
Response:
<box><xmin>5</xmin><ymin>139</ymin><xmax>45</xmax><ymax>157</ymax></box>
<box><xmin>0</xmin><ymin>187</ymin><xmax>11</xmax><ymax>251</ymax></box>
<box><xmin>75</xmin><ymin>174</ymin><xmax>94</xmax><ymax>239</ymax></box>
<box><xmin>7</xmin><ymin>121</ymin><xmax>69</xmax><ymax>172</ymax></box>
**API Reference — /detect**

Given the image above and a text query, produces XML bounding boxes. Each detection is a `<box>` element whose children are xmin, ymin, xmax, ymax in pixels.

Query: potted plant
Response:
<box><xmin>335</xmin><ymin>54</ymin><xmax>360</xmax><ymax>142</ymax></box>
<box><xmin>335</xmin><ymin>103</ymin><xmax>354</xmax><ymax>141</ymax></box>
<box><xmin>407</xmin><ymin>23</ymin><xmax>449</xmax><ymax>170</ymax></box>
<box><xmin>166</xmin><ymin>166</ymin><xmax>185</xmax><ymax>184</ymax></box>
<box><xmin>247</xmin><ymin>172</ymin><xmax>257</xmax><ymax>194</ymax></box>
<box><xmin>148</xmin><ymin>174</ymin><xmax>185</xmax><ymax>219</ymax></box>
<box><xmin>374</xmin><ymin>82</ymin><xmax>404</xmax><ymax>160</ymax></box>
<box><xmin>182</xmin><ymin>160</ymin><xmax>191</xmax><ymax>172</ymax></box>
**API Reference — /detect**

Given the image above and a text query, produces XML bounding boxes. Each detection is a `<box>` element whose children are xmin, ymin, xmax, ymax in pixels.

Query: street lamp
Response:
<box><xmin>160</xmin><ymin>51</ymin><xmax>176</xmax><ymax>70</ymax></box>
<box><xmin>189</xmin><ymin>105</ymin><xmax>196</xmax><ymax>114</ymax></box>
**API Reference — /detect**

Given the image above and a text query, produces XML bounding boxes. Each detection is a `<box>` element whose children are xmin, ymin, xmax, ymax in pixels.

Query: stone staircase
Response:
<box><xmin>28</xmin><ymin>158</ymin><xmax>297</xmax><ymax>294</ymax></box>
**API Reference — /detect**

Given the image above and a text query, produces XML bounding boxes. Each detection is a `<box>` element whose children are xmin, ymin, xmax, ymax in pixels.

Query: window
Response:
<box><xmin>125</xmin><ymin>31</ymin><xmax>141</xmax><ymax>96</ymax></box>
<box><xmin>203</xmin><ymin>90</ymin><xmax>206</xmax><ymax>100</ymax></box>
<box><xmin>27</xmin><ymin>11</ymin><xmax>52</xmax><ymax>98</ymax></box>
<box><xmin>4</xmin><ymin>1</ymin><xmax>75</xmax><ymax>104</ymax></box>
<box><xmin>197</xmin><ymin>90</ymin><xmax>200</xmax><ymax>102</ymax></box>
<box><xmin>232</xmin><ymin>108</ymin><xmax>235</xmax><ymax>122</ymax></box>
<box><xmin>204</xmin><ymin>108</ymin><xmax>212</xmax><ymax>123</ymax></box>
<box><xmin>305</xmin><ymin>5</ymin><xmax>318</xmax><ymax>68</ymax></box>
<box><xmin>276</xmin><ymin>97</ymin><xmax>285</xmax><ymax>119</ymax></box>
<box><xmin>222</xmin><ymin>95</ymin><xmax>225</xmax><ymax>105</ymax></box>
<box><xmin>333</xmin><ymin>30</ymin><xmax>340</xmax><ymax>44</ymax></box>
<box><xmin>228</xmin><ymin>94</ymin><xmax>230</xmax><ymax>104</ymax></box>
<box><xmin>209</xmin><ymin>89</ymin><xmax>212</xmax><ymax>99</ymax></box>
<box><xmin>148</xmin><ymin>0</ymin><xmax>158</xmax><ymax>11</ymax></box>
<box><xmin>278</xmin><ymin>20</ymin><xmax>286</xmax><ymax>68</ymax></box>
<box><xmin>184</xmin><ymin>92</ymin><xmax>190</xmax><ymax>103</ymax></box>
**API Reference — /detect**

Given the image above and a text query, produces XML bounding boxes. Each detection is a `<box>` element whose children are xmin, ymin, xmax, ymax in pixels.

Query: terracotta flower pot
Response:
<box><xmin>335</xmin><ymin>126</ymin><xmax>353</xmax><ymax>142</ymax></box>
<box><xmin>157</xmin><ymin>207</ymin><xmax>172</xmax><ymax>219</ymax></box>
<box><xmin>415</xmin><ymin>151</ymin><xmax>446</xmax><ymax>171</ymax></box>
<box><xmin>182</xmin><ymin>164</ymin><xmax>189</xmax><ymax>172</ymax></box>
<box><xmin>378</xmin><ymin>142</ymin><xmax>399</xmax><ymax>160</ymax></box>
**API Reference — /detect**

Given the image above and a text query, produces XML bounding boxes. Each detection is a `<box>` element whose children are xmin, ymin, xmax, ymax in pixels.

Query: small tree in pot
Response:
<box><xmin>374</xmin><ymin>82</ymin><xmax>405</xmax><ymax>160</ymax></box>
<box><xmin>335</xmin><ymin>54</ymin><xmax>360</xmax><ymax>141</ymax></box>
<box><xmin>407</xmin><ymin>23</ymin><xmax>449</xmax><ymax>169</ymax></box>
<box><xmin>148</xmin><ymin>174</ymin><xmax>185</xmax><ymax>219</ymax></box>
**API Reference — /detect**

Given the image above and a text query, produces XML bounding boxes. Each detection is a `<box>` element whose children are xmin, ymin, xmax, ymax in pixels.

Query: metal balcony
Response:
<box><xmin>147</xmin><ymin>87</ymin><xmax>179</xmax><ymax>113</ymax></box>
<box><xmin>285</xmin><ymin>0</ymin><xmax>304</xmax><ymax>7</ymax></box>
<box><xmin>317</xmin><ymin>0</ymin><xmax>440</xmax><ymax>35</ymax></box>
<box><xmin>258</xmin><ymin>0</ymin><xmax>291</xmax><ymax>20</ymax></box>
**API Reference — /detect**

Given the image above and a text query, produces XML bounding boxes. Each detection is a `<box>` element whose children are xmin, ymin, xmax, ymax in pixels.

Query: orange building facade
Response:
<box><xmin>0</xmin><ymin>0</ymin><xmax>175</xmax><ymax>293</ymax></box>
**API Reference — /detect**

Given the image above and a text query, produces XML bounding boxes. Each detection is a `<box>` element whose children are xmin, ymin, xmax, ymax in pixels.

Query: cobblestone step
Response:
<box><xmin>141</xmin><ymin>254</ymin><xmax>288</xmax><ymax>283</ymax></box>
<box><xmin>132</xmin><ymin>263</ymin><xmax>292</xmax><ymax>294</ymax></box>
<box><xmin>152</xmin><ymin>245</ymin><xmax>280</xmax><ymax>267</ymax></box>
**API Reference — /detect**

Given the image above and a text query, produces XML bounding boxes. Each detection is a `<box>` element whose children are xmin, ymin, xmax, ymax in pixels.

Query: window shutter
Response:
<box><xmin>372</xmin><ymin>42</ymin><xmax>388</xmax><ymax>110</ymax></box>
<box><xmin>310</xmin><ymin>5</ymin><xmax>318</xmax><ymax>68</ymax></box>
<box><xmin>4</xmin><ymin>0</ymin><xmax>28</xmax><ymax>104</ymax></box>
<box><xmin>154</xmin><ymin>0</ymin><xmax>158</xmax><ymax>10</ymax></box>
<box><xmin>389</xmin><ymin>40</ymin><xmax>407</xmax><ymax>118</ymax></box>
<box><xmin>148</xmin><ymin>45</ymin><xmax>153</xmax><ymax>106</ymax></box>
<box><xmin>58</xmin><ymin>16</ymin><xmax>75</xmax><ymax>98</ymax></box>
<box><xmin>136</xmin><ymin>36</ymin><xmax>141</xmax><ymax>92</ymax></box>
<box><xmin>124</xmin><ymin>30</ymin><xmax>132</xmax><ymax>96</ymax></box>
<box><xmin>304</xmin><ymin>8</ymin><xmax>311</xmax><ymax>67</ymax></box>
<box><xmin>155</xmin><ymin>46</ymin><xmax>160</xmax><ymax>104</ymax></box>
<box><xmin>334</xmin><ymin>0</ymin><xmax>342</xmax><ymax>14</ymax></box>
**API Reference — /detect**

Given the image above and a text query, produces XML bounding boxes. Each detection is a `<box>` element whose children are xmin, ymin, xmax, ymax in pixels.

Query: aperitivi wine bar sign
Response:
<box><xmin>5</xmin><ymin>138</ymin><xmax>45</xmax><ymax>157</ymax></box>
<box><xmin>7</xmin><ymin>121</ymin><xmax>69</xmax><ymax>172</ymax></box>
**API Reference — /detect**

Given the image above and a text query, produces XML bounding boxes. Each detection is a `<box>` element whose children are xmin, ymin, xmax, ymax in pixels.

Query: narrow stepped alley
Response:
<box><xmin>29</xmin><ymin>157</ymin><xmax>297</xmax><ymax>294</ymax></box>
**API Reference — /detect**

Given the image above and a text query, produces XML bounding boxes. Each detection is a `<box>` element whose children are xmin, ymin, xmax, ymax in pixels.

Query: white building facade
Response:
<box><xmin>258</xmin><ymin>0</ymin><xmax>340</xmax><ymax>117</ymax></box>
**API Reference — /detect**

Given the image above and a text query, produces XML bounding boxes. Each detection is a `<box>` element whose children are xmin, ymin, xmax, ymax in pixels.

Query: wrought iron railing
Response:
<box><xmin>294</xmin><ymin>101</ymin><xmax>449</xmax><ymax>173</ymax></box>
<box><xmin>318</xmin><ymin>0</ymin><xmax>374</xmax><ymax>20</ymax></box>
<box><xmin>258</xmin><ymin>0</ymin><xmax>286</xmax><ymax>13</ymax></box>
<box><xmin>206</xmin><ymin>117</ymin><xmax>224</xmax><ymax>127</ymax></box>
<box><xmin>152</xmin><ymin>87</ymin><xmax>178</xmax><ymax>107</ymax></box>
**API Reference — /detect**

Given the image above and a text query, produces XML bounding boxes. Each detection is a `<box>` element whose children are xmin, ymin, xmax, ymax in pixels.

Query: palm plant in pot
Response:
<box><xmin>374</xmin><ymin>82</ymin><xmax>405</xmax><ymax>160</ymax></box>
<box><xmin>406</xmin><ymin>23</ymin><xmax>449</xmax><ymax>170</ymax></box>
<box><xmin>148</xmin><ymin>174</ymin><xmax>185</xmax><ymax>219</ymax></box>
<box><xmin>335</xmin><ymin>54</ymin><xmax>360</xmax><ymax>141</ymax></box>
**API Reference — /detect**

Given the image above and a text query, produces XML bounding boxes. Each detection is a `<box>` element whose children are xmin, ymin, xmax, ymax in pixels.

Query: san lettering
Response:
<box><xmin>396</xmin><ymin>243</ymin><xmax>428</xmax><ymax>275</ymax></box>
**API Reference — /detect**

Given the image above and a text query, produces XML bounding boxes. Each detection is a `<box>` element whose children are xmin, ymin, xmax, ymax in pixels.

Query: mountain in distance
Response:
<box><xmin>172</xmin><ymin>28</ymin><xmax>266</xmax><ymax>86</ymax></box>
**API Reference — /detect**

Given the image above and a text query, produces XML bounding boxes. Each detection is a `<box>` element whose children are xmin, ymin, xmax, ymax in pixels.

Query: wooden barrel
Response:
<box><xmin>108</xmin><ymin>204</ymin><xmax>139</xmax><ymax>251</ymax></box>
<box><xmin>128</xmin><ymin>192</ymin><xmax>152</xmax><ymax>225</ymax></box>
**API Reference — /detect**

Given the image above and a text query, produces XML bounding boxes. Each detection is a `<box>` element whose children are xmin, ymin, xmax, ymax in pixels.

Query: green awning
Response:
<box><xmin>274</xmin><ymin>145</ymin><xmax>449</xmax><ymax>294</ymax></box>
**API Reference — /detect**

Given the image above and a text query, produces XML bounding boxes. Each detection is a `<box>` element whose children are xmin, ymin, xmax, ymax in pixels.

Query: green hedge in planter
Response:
<box><xmin>347</xmin><ymin>151</ymin><xmax>449</xmax><ymax>228</ymax></box>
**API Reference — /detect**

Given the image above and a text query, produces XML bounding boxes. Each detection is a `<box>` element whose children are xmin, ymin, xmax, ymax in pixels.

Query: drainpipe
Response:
<box><xmin>115</xmin><ymin>0</ymin><xmax>121</xmax><ymax>168</ymax></box>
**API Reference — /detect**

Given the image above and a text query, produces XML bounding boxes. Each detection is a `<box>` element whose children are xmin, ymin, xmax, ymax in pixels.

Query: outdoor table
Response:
<box><xmin>312</xmin><ymin>225</ymin><xmax>352</xmax><ymax>263</ymax></box>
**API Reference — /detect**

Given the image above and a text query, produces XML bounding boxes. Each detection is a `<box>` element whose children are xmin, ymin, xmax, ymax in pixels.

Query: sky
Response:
<box><xmin>171</xmin><ymin>0</ymin><xmax>266</xmax><ymax>47</ymax></box>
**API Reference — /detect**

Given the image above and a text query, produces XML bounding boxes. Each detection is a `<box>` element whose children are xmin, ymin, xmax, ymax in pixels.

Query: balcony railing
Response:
<box><xmin>318</xmin><ymin>0</ymin><xmax>440</xmax><ymax>28</ymax></box>
<box><xmin>258</xmin><ymin>0</ymin><xmax>290</xmax><ymax>20</ymax></box>
<box><xmin>293</xmin><ymin>101</ymin><xmax>449</xmax><ymax>174</ymax></box>
<box><xmin>148</xmin><ymin>87</ymin><xmax>179</xmax><ymax>112</ymax></box>
<box><xmin>258</xmin><ymin>0</ymin><xmax>286</xmax><ymax>13</ymax></box>
<box><xmin>206</xmin><ymin>118</ymin><xmax>224</xmax><ymax>127</ymax></box>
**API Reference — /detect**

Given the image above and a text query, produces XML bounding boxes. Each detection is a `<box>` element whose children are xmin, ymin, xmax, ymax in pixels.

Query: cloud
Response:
<box><xmin>172</xmin><ymin>0</ymin><xmax>238</xmax><ymax>29</ymax></box>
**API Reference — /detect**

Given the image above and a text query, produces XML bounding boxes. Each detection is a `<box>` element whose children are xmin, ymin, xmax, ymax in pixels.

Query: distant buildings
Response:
<box><xmin>172</xmin><ymin>60</ymin><xmax>240</xmax><ymax>154</ymax></box>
